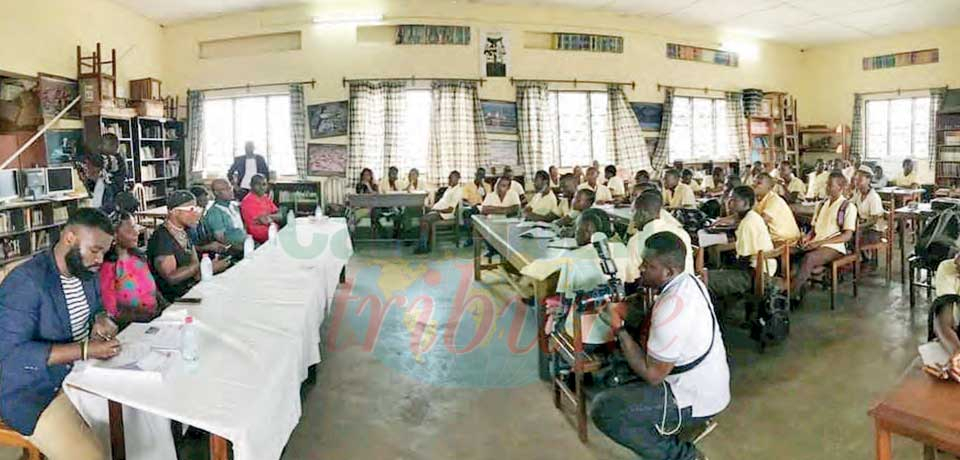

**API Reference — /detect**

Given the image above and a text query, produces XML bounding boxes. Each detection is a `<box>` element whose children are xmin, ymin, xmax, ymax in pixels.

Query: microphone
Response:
<box><xmin>591</xmin><ymin>232</ymin><xmax>618</xmax><ymax>277</ymax></box>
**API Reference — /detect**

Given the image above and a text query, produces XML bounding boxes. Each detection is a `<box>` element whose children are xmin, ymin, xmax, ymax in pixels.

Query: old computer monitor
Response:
<box><xmin>46</xmin><ymin>166</ymin><xmax>74</xmax><ymax>197</ymax></box>
<box><xmin>20</xmin><ymin>168</ymin><xmax>47</xmax><ymax>200</ymax></box>
<box><xmin>0</xmin><ymin>169</ymin><xmax>19</xmax><ymax>203</ymax></box>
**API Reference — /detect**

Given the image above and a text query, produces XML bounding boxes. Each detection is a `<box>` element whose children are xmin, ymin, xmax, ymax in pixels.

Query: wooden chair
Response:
<box><xmin>828</xmin><ymin>222</ymin><xmax>862</xmax><ymax>310</ymax></box>
<box><xmin>0</xmin><ymin>420</ymin><xmax>42</xmax><ymax>460</ymax></box>
<box><xmin>549</xmin><ymin>303</ymin><xmax>603</xmax><ymax>443</ymax></box>
<box><xmin>860</xmin><ymin>209</ymin><xmax>895</xmax><ymax>283</ymax></box>
<box><xmin>755</xmin><ymin>244</ymin><xmax>791</xmax><ymax>300</ymax></box>
<box><xmin>429</xmin><ymin>203</ymin><xmax>462</xmax><ymax>249</ymax></box>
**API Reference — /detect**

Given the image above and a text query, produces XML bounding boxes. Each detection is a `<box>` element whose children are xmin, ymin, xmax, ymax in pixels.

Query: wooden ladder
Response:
<box><xmin>779</xmin><ymin>94</ymin><xmax>800</xmax><ymax>167</ymax></box>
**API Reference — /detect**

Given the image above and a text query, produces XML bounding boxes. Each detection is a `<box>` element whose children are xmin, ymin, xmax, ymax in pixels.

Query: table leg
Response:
<box><xmin>923</xmin><ymin>444</ymin><xmax>937</xmax><ymax>460</ymax></box>
<box><xmin>210</xmin><ymin>434</ymin><xmax>230</xmax><ymax>460</ymax></box>
<box><xmin>474</xmin><ymin>226</ymin><xmax>482</xmax><ymax>282</ymax></box>
<box><xmin>900</xmin><ymin>217</ymin><xmax>906</xmax><ymax>285</ymax></box>
<box><xmin>534</xmin><ymin>279</ymin><xmax>550</xmax><ymax>382</ymax></box>
<box><xmin>875</xmin><ymin>420</ymin><xmax>892</xmax><ymax>460</ymax></box>
<box><xmin>108</xmin><ymin>400</ymin><xmax>126</xmax><ymax>460</ymax></box>
<box><xmin>339</xmin><ymin>266</ymin><xmax>346</xmax><ymax>284</ymax></box>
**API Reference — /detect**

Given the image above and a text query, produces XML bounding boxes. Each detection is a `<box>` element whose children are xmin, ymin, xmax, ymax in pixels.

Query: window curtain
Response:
<box><xmin>187</xmin><ymin>90</ymin><xmax>205</xmax><ymax>172</ymax></box>
<box><xmin>606</xmin><ymin>85</ymin><xmax>651</xmax><ymax>177</ymax></box>
<box><xmin>650</xmin><ymin>88</ymin><xmax>674</xmax><ymax>177</ymax></box>
<box><xmin>346</xmin><ymin>81</ymin><xmax>407</xmax><ymax>190</ymax></box>
<box><xmin>725</xmin><ymin>92</ymin><xmax>750</xmax><ymax>171</ymax></box>
<box><xmin>428</xmin><ymin>81</ymin><xmax>487</xmax><ymax>188</ymax></box>
<box><xmin>850</xmin><ymin>93</ymin><xmax>864</xmax><ymax>162</ymax></box>
<box><xmin>515</xmin><ymin>81</ymin><xmax>556</xmax><ymax>185</ymax></box>
<box><xmin>930</xmin><ymin>88</ymin><xmax>947</xmax><ymax>160</ymax></box>
<box><xmin>289</xmin><ymin>84</ymin><xmax>308</xmax><ymax>178</ymax></box>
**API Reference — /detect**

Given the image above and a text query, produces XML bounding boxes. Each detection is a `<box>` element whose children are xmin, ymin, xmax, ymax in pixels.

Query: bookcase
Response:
<box><xmin>799</xmin><ymin>125</ymin><xmax>850</xmax><ymax>165</ymax></box>
<box><xmin>0</xmin><ymin>196</ymin><xmax>85</xmax><ymax>268</ymax></box>
<box><xmin>134</xmin><ymin>117</ymin><xmax>185</xmax><ymax>207</ymax></box>
<box><xmin>83</xmin><ymin>115</ymin><xmax>136</xmax><ymax>187</ymax></box>
<box><xmin>747</xmin><ymin>92</ymin><xmax>799</xmax><ymax>168</ymax></box>
<box><xmin>936</xmin><ymin>111</ymin><xmax>960</xmax><ymax>187</ymax></box>
<box><xmin>272</xmin><ymin>181</ymin><xmax>322</xmax><ymax>216</ymax></box>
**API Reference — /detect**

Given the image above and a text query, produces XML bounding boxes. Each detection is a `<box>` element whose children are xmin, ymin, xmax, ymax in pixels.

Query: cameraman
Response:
<box><xmin>593</xmin><ymin>232</ymin><xmax>730</xmax><ymax>460</ymax></box>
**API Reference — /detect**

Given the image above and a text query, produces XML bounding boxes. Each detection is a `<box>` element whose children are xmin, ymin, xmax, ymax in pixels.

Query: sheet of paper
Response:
<box><xmin>520</xmin><ymin>228</ymin><xmax>557</xmax><ymax>239</ymax></box>
<box><xmin>547</xmin><ymin>238</ymin><xmax>580</xmax><ymax>249</ymax></box>
<box><xmin>697</xmin><ymin>229</ymin><xmax>729</xmax><ymax>248</ymax></box>
<box><xmin>919</xmin><ymin>341</ymin><xmax>950</xmax><ymax>367</ymax></box>
<box><xmin>516</xmin><ymin>221</ymin><xmax>553</xmax><ymax>229</ymax></box>
<box><xmin>122</xmin><ymin>323</ymin><xmax>183</xmax><ymax>350</ymax></box>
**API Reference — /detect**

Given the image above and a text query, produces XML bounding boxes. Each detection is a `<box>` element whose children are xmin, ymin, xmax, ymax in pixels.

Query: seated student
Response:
<box><xmin>578</xmin><ymin>166</ymin><xmax>614</xmax><ymax>204</ymax></box>
<box><xmin>186</xmin><ymin>185</ymin><xmax>231</xmax><ymax>255</ymax></box>
<box><xmin>380</xmin><ymin>166</ymin><xmax>406</xmax><ymax>193</ymax></box>
<box><xmin>751</xmin><ymin>161</ymin><xmax>763</xmax><ymax>182</ymax></box>
<box><xmin>149</xmin><ymin>191</ymin><xmax>232</xmax><ymax>301</ymax></box>
<box><xmin>662</xmin><ymin>169</ymin><xmax>697</xmax><ymax>209</ymax></box>
<box><xmin>240</xmin><ymin>174</ymin><xmax>281</xmax><ymax>244</ymax></box>
<box><xmin>462</xmin><ymin>167</ymin><xmax>492</xmax><ymax>207</ymax></box>
<box><xmin>405</xmin><ymin>168</ymin><xmax>426</xmax><ymax>193</ymax></box>
<box><xmin>873</xmin><ymin>165</ymin><xmax>889</xmax><ymax>188</ymax></box>
<box><xmin>0</xmin><ymin>208</ymin><xmax>120</xmax><ymax>460</ymax></box>
<box><xmin>414</xmin><ymin>171</ymin><xmax>463</xmax><ymax>254</ymax></box>
<box><xmin>592</xmin><ymin>231</ymin><xmax>730</xmax><ymax>460</ymax></box>
<box><xmin>556</xmin><ymin>173</ymin><xmax>580</xmax><ymax>219</ymax></box>
<box><xmin>525</xmin><ymin>170</ymin><xmax>561</xmax><ymax>222</ymax></box>
<box><xmin>479</xmin><ymin>176</ymin><xmax>522</xmax><ymax>216</ymax></box>
<box><xmin>203</xmin><ymin>178</ymin><xmax>250</xmax><ymax>248</ymax></box>
<box><xmin>556</xmin><ymin>188</ymin><xmax>596</xmax><ymax>228</ymax></box>
<box><xmin>851</xmin><ymin>165</ymin><xmax>887</xmax><ymax>245</ymax></box>
<box><xmin>792</xmin><ymin>172</ymin><xmax>857</xmax><ymax>292</ymax></box>
<box><xmin>702</xmin><ymin>167</ymin><xmax>725</xmax><ymax>195</ymax></box>
<box><xmin>634</xmin><ymin>169</ymin><xmax>651</xmax><ymax>186</ymax></box>
<box><xmin>548</xmin><ymin>165</ymin><xmax>561</xmax><ymax>189</ymax></box>
<box><xmin>681</xmin><ymin>168</ymin><xmax>702</xmax><ymax>195</ymax></box>
<box><xmin>806</xmin><ymin>159</ymin><xmax>829</xmax><ymax>200</ymax></box>
<box><xmin>754</xmin><ymin>173</ymin><xmax>802</xmax><ymax>244</ymax></box>
<box><xmin>572</xmin><ymin>165</ymin><xmax>584</xmax><ymax>185</ymax></box>
<box><xmin>604</xmin><ymin>165</ymin><xmax>626</xmax><ymax>199</ymax></box>
<box><xmin>934</xmin><ymin>260</ymin><xmax>960</xmax><ymax>372</ymax></box>
<box><xmin>707</xmin><ymin>186</ymin><xmax>776</xmax><ymax>319</ymax></box>
<box><xmin>776</xmin><ymin>161</ymin><xmax>806</xmax><ymax>204</ymax></box>
<box><xmin>625</xmin><ymin>190</ymin><xmax>694</xmax><ymax>286</ymax></box>
<box><xmin>100</xmin><ymin>212</ymin><xmax>164</xmax><ymax>328</ymax></box>
<box><xmin>894</xmin><ymin>158</ymin><xmax>919</xmax><ymax>188</ymax></box>
<box><xmin>501</xmin><ymin>166</ymin><xmax>527</xmax><ymax>198</ymax></box>
<box><xmin>356</xmin><ymin>167</ymin><xmax>380</xmax><ymax>194</ymax></box>
<box><xmin>740</xmin><ymin>163</ymin><xmax>754</xmax><ymax>185</ymax></box>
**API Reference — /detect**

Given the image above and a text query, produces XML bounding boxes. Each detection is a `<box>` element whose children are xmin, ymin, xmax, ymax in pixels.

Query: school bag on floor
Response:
<box><xmin>915</xmin><ymin>206</ymin><xmax>960</xmax><ymax>270</ymax></box>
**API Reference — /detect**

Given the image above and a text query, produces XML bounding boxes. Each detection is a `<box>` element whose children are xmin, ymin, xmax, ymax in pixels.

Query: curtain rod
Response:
<box><xmin>342</xmin><ymin>76</ymin><xmax>486</xmax><ymax>87</ymax></box>
<box><xmin>511</xmin><ymin>77</ymin><xmax>635</xmax><ymax>89</ymax></box>
<box><xmin>657</xmin><ymin>83</ymin><xmax>740</xmax><ymax>94</ymax></box>
<box><xmin>191</xmin><ymin>79</ymin><xmax>316</xmax><ymax>93</ymax></box>
<box><xmin>856</xmin><ymin>85</ymin><xmax>948</xmax><ymax>97</ymax></box>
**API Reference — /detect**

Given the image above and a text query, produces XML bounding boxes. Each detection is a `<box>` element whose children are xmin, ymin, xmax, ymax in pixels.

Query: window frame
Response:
<box><xmin>200</xmin><ymin>91</ymin><xmax>296</xmax><ymax>177</ymax></box>
<box><xmin>549</xmin><ymin>90</ymin><xmax>608</xmax><ymax>168</ymax></box>
<box><xmin>863</xmin><ymin>94</ymin><xmax>931</xmax><ymax>161</ymax></box>
<box><xmin>667</xmin><ymin>95</ymin><xmax>732</xmax><ymax>163</ymax></box>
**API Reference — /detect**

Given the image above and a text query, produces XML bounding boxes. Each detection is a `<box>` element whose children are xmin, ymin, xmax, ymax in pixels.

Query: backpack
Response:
<box><xmin>698</xmin><ymin>198</ymin><xmax>722</xmax><ymax>219</ymax></box>
<box><xmin>750</xmin><ymin>286</ymin><xmax>790</xmax><ymax>352</ymax></box>
<box><xmin>915</xmin><ymin>206</ymin><xmax>960</xmax><ymax>270</ymax></box>
<box><xmin>671</xmin><ymin>208</ymin><xmax>709</xmax><ymax>233</ymax></box>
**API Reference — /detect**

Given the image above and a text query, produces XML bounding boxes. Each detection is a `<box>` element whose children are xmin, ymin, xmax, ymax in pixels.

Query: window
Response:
<box><xmin>667</xmin><ymin>96</ymin><xmax>731</xmax><ymax>162</ymax></box>
<box><xmin>201</xmin><ymin>94</ymin><xmax>297</xmax><ymax>177</ymax></box>
<box><xmin>549</xmin><ymin>91</ymin><xmax>608</xmax><ymax>167</ymax></box>
<box><xmin>864</xmin><ymin>96</ymin><xmax>930</xmax><ymax>160</ymax></box>
<box><xmin>397</xmin><ymin>89</ymin><xmax>432</xmax><ymax>174</ymax></box>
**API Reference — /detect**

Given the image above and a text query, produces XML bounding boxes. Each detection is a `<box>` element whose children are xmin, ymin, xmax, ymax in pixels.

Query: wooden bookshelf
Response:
<box><xmin>747</xmin><ymin>92</ymin><xmax>799</xmax><ymax>168</ymax></box>
<box><xmin>0</xmin><ymin>196</ymin><xmax>85</xmax><ymax>268</ymax></box>
<box><xmin>799</xmin><ymin>124</ymin><xmax>850</xmax><ymax>166</ymax></box>
<box><xmin>936</xmin><ymin>111</ymin><xmax>960</xmax><ymax>187</ymax></box>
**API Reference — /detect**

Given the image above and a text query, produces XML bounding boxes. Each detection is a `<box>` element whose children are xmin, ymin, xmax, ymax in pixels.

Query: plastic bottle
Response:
<box><xmin>243</xmin><ymin>235</ymin><xmax>255</xmax><ymax>258</ymax></box>
<box><xmin>200</xmin><ymin>254</ymin><xmax>213</xmax><ymax>281</ymax></box>
<box><xmin>181</xmin><ymin>316</ymin><xmax>199</xmax><ymax>362</ymax></box>
<box><xmin>287</xmin><ymin>209</ymin><xmax>296</xmax><ymax>226</ymax></box>
<box><xmin>268</xmin><ymin>222</ymin><xmax>278</xmax><ymax>241</ymax></box>
<box><xmin>314</xmin><ymin>204</ymin><xmax>324</xmax><ymax>219</ymax></box>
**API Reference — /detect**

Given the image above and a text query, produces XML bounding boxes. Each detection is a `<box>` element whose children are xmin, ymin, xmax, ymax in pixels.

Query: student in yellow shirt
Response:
<box><xmin>806</xmin><ymin>159</ymin><xmax>829</xmax><ymax>200</ymax></box>
<box><xmin>525</xmin><ymin>170</ymin><xmax>561</xmax><ymax>222</ymax></box>
<box><xmin>661</xmin><ymin>169</ymin><xmax>697</xmax><ymax>209</ymax></box>
<box><xmin>572</xmin><ymin>166</ymin><xmax>584</xmax><ymax>186</ymax></box>
<box><xmin>681</xmin><ymin>169</ymin><xmax>702</xmax><ymax>195</ymax></box>
<box><xmin>754</xmin><ymin>173</ymin><xmax>801</xmax><ymax>244</ymax></box>
<box><xmin>462</xmin><ymin>167</ymin><xmax>492</xmax><ymax>207</ymax></box>
<box><xmin>702</xmin><ymin>167</ymin><xmax>725</xmax><ymax>196</ymax></box>
<box><xmin>414</xmin><ymin>170</ymin><xmax>462</xmax><ymax>254</ymax></box>
<box><xmin>706</xmin><ymin>185</ymin><xmax>775</xmax><ymax>322</ymax></box>
<box><xmin>851</xmin><ymin>165</ymin><xmax>887</xmax><ymax>246</ymax></box>
<box><xmin>894</xmin><ymin>158</ymin><xmax>919</xmax><ymax>188</ymax></box>
<box><xmin>792</xmin><ymin>171</ymin><xmax>858</xmax><ymax>290</ymax></box>
<box><xmin>556</xmin><ymin>188</ymin><xmax>596</xmax><ymax>228</ymax></box>
<box><xmin>548</xmin><ymin>165</ymin><xmax>560</xmax><ymax>190</ymax></box>
<box><xmin>603</xmin><ymin>165</ymin><xmax>626</xmax><ymax>200</ymax></box>
<box><xmin>479</xmin><ymin>177</ymin><xmax>521</xmax><ymax>216</ymax></box>
<box><xmin>624</xmin><ymin>190</ymin><xmax>694</xmax><ymax>285</ymax></box>
<box><xmin>776</xmin><ymin>161</ymin><xmax>806</xmax><ymax>204</ymax></box>
<box><xmin>578</xmin><ymin>166</ymin><xmax>614</xmax><ymax>203</ymax></box>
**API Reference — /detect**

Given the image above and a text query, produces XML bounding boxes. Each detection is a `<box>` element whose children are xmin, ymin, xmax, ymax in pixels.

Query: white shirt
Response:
<box><xmin>240</xmin><ymin>157</ymin><xmax>258</xmax><ymax>189</ymax></box>
<box><xmin>606</xmin><ymin>176</ymin><xmax>626</xmax><ymax>197</ymax></box>
<box><xmin>647</xmin><ymin>273</ymin><xmax>731</xmax><ymax>417</ymax></box>
<box><xmin>91</xmin><ymin>177</ymin><xmax>105</xmax><ymax>208</ymax></box>
<box><xmin>61</xmin><ymin>275</ymin><xmax>90</xmax><ymax>341</ymax></box>
<box><xmin>432</xmin><ymin>184</ymin><xmax>463</xmax><ymax>220</ymax></box>
<box><xmin>578</xmin><ymin>182</ymin><xmax>614</xmax><ymax>203</ymax></box>
<box><xmin>852</xmin><ymin>188</ymin><xmax>887</xmax><ymax>233</ymax></box>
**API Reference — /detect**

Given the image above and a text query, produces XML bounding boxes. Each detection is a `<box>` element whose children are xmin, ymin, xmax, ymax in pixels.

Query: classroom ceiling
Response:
<box><xmin>114</xmin><ymin>0</ymin><xmax>960</xmax><ymax>46</ymax></box>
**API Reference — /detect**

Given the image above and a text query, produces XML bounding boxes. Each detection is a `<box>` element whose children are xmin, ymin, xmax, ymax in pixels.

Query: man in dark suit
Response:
<box><xmin>227</xmin><ymin>141</ymin><xmax>270</xmax><ymax>199</ymax></box>
<box><xmin>0</xmin><ymin>208</ymin><xmax>120</xmax><ymax>459</ymax></box>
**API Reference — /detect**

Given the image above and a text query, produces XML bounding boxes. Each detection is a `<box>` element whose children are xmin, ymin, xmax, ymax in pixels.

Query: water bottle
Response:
<box><xmin>268</xmin><ymin>222</ymin><xmax>278</xmax><ymax>241</ymax></box>
<box><xmin>314</xmin><ymin>204</ymin><xmax>324</xmax><ymax>219</ymax></box>
<box><xmin>181</xmin><ymin>316</ymin><xmax>199</xmax><ymax>362</ymax></box>
<box><xmin>243</xmin><ymin>235</ymin><xmax>255</xmax><ymax>258</ymax></box>
<box><xmin>287</xmin><ymin>209</ymin><xmax>296</xmax><ymax>226</ymax></box>
<box><xmin>200</xmin><ymin>254</ymin><xmax>213</xmax><ymax>281</ymax></box>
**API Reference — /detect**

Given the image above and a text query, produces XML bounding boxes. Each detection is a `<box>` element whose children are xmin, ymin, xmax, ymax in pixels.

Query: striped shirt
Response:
<box><xmin>60</xmin><ymin>275</ymin><xmax>90</xmax><ymax>341</ymax></box>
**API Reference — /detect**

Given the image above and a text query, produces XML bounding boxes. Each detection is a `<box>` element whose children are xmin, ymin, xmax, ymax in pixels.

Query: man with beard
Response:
<box><xmin>0</xmin><ymin>208</ymin><xmax>122</xmax><ymax>459</ymax></box>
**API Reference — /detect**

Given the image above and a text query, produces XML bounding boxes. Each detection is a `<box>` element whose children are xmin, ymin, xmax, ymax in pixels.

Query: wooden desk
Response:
<box><xmin>345</xmin><ymin>192</ymin><xmax>428</xmax><ymax>242</ymax></box>
<box><xmin>108</xmin><ymin>401</ymin><xmax>231</xmax><ymax>460</ymax></box>
<box><xmin>869</xmin><ymin>362</ymin><xmax>960</xmax><ymax>460</ymax></box>
<box><xmin>878</xmin><ymin>187</ymin><xmax>924</xmax><ymax>210</ymax></box>
<box><xmin>471</xmin><ymin>215</ymin><xmax>565</xmax><ymax>380</ymax></box>
<box><xmin>894</xmin><ymin>203</ymin><xmax>939</xmax><ymax>283</ymax></box>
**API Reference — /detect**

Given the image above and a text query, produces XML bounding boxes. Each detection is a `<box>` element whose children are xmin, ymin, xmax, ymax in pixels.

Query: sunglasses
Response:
<box><xmin>174</xmin><ymin>205</ymin><xmax>203</xmax><ymax>214</ymax></box>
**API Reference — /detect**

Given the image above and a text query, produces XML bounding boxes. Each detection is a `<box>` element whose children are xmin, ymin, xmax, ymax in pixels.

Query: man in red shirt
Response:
<box><xmin>240</xmin><ymin>174</ymin><xmax>280</xmax><ymax>243</ymax></box>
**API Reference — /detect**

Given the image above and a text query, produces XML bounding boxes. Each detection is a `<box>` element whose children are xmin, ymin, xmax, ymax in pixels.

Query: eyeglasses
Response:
<box><xmin>174</xmin><ymin>205</ymin><xmax>203</xmax><ymax>214</ymax></box>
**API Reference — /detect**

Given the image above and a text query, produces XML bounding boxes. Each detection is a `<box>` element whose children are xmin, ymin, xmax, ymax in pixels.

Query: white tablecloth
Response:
<box><xmin>64</xmin><ymin>217</ymin><xmax>352</xmax><ymax>460</ymax></box>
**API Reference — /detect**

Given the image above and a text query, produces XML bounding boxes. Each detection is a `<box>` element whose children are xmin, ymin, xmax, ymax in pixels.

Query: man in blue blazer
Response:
<box><xmin>227</xmin><ymin>141</ymin><xmax>270</xmax><ymax>198</ymax></box>
<box><xmin>0</xmin><ymin>208</ymin><xmax>120</xmax><ymax>459</ymax></box>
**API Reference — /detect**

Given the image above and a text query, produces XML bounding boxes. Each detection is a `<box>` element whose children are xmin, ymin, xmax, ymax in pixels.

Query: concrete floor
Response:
<box><xmin>0</xmin><ymin>243</ymin><xmax>935</xmax><ymax>459</ymax></box>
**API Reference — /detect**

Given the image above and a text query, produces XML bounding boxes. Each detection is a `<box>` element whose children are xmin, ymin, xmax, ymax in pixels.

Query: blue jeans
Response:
<box><xmin>591</xmin><ymin>382</ymin><xmax>707</xmax><ymax>460</ymax></box>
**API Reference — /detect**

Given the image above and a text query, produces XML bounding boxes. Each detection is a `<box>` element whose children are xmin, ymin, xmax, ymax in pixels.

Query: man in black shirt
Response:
<box><xmin>147</xmin><ymin>191</ymin><xmax>230</xmax><ymax>301</ymax></box>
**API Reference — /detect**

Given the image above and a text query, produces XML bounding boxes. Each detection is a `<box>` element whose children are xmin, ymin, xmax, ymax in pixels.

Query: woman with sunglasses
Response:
<box><xmin>100</xmin><ymin>212</ymin><xmax>166</xmax><ymax>328</ymax></box>
<box><xmin>147</xmin><ymin>190</ymin><xmax>231</xmax><ymax>301</ymax></box>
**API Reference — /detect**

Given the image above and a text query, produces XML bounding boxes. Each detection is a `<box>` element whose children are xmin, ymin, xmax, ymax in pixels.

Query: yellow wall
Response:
<box><xmin>161</xmin><ymin>0</ymin><xmax>804</xmax><ymax>109</ymax></box>
<box><xmin>0</xmin><ymin>0</ymin><xmax>164</xmax><ymax>95</ymax></box>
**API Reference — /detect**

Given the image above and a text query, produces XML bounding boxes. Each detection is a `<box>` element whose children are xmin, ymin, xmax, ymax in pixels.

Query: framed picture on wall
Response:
<box><xmin>37</xmin><ymin>73</ymin><xmax>80</xmax><ymax>120</ymax></box>
<box><xmin>44</xmin><ymin>129</ymin><xmax>83</xmax><ymax>165</ymax></box>
<box><xmin>631</xmin><ymin>102</ymin><xmax>663</xmax><ymax>132</ymax></box>
<box><xmin>487</xmin><ymin>139</ymin><xmax>519</xmax><ymax>169</ymax></box>
<box><xmin>481</xmin><ymin>100</ymin><xmax>518</xmax><ymax>134</ymax></box>
<box><xmin>307</xmin><ymin>143</ymin><xmax>347</xmax><ymax>177</ymax></box>
<box><xmin>481</xmin><ymin>31</ymin><xmax>509</xmax><ymax>78</ymax></box>
<box><xmin>307</xmin><ymin>101</ymin><xmax>348</xmax><ymax>138</ymax></box>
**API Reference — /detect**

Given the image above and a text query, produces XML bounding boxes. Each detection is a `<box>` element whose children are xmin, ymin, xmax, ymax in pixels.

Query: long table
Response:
<box><xmin>64</xmin><ymin>217</ymin><xmax>353</xmax><ymax>460</ymax></box>
<box><xmin>471</xmin><ymin>216</ymin><xmax>566</xmax><ymax>380</ymax></box>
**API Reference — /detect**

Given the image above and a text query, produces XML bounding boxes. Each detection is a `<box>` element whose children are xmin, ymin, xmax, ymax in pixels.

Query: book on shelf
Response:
<box><xmin>1</xmin><ymin>239</ymin><xmax>23</xmax><ymax>260</ymax></box>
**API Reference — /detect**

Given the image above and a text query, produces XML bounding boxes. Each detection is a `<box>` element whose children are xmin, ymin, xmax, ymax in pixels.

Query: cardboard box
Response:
<box><xmin>130</xmin><ymin>78</ymin><xmax>162</xmax><ymax>101</ymax></box>
<box><xmin>134</xmin><ymin>100</ymin><xmax>164</xmax><ymax>117</ymax></box>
